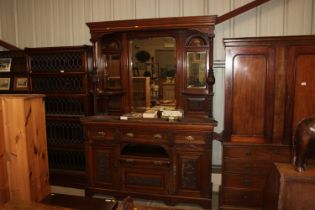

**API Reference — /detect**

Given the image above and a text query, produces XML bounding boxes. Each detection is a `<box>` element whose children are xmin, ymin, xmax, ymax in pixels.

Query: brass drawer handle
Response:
<box><xmin>153</xmin><ymin>161</ymin><xmax>162</xmax><ymax>166</ymax></box>
<box><xmin>97</xmin><ymin>131</ymin><xmax>106</xmax><ymax>136</ymax></box>
<box><xmin>185</xmin><ymin>135</ymin><xmax>194</xmax><ymax>142</ymax></box>
<box><xmin>153</xmin><ymin>134</ymin><xmax>162</xmax><ymax>140</ymax></box>
<box><xmin>125</xmin><ymin>132</ymin><xmax>134</xmax><ymax>138</ymax></box>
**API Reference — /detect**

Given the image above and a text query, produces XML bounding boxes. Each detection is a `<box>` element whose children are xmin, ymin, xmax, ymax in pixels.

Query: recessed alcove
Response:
<box><xmin>121</xmin><ymin>143</ymin><xmax>169</xmax><ymax>159</ymax></box>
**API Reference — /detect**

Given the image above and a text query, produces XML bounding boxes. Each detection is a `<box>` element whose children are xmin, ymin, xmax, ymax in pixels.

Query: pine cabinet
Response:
<box><xmin>0</xmin><ymin>94</ymin><xmax>50</xmax><ymax>202</ymax></box>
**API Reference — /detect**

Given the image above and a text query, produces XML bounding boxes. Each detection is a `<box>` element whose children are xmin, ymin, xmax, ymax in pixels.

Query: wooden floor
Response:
<box><xmin>51</xmin><ymin>186</ymin><xmax>219</xmax><ymax>210</ymax></box>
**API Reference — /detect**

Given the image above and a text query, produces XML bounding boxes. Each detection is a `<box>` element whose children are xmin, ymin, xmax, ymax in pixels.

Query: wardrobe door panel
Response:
<box><xmin>225</xmin><ymin>46</ymin><xmax>275</xmax><ymax>143</ymax></box>
<box><xmin>286</xmin><ymin>45</ymin><xmax>315</xmax><ymax>141</ymax></box>
<box><xmin>232</xmin><ymin>55</ymin><xmax>266</xmax><ymax>135</ymax></box>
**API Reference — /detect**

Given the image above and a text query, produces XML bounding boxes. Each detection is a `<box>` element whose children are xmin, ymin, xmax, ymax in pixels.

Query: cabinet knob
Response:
<box><xmin>185</xmin><ymin>135</ymin><xmax>194</xmax><ymax>142</ymax></box>
<box><xmin>126</xmin><ymin>132</ymin><xmax>134</xmax><ymax>138</ymax></box>
<box><xmin>97</xmin><ymin>131</ymin><xmax>106</xmax><ymax>136</ymax></box>
<box><xmin>153</xmin><ymin>134</ymin><xmax>162</xmax><ymax>140</ymax></box>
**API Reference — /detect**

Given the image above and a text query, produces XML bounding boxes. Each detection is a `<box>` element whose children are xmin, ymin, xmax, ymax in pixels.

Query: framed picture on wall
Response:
<box><xmin>0</xmin><ymin>77</ymin><xmax>10</xmax><ymax>90</ymax></box>
<box><xmin>14</xmin><ymin>77</ymin><xmax>28</xmax><ymax>90</ymax></box>
<box><xmin>0</xmin><ymin>58</ymin><xmax>12</xmax><ymax>72</ymax></box>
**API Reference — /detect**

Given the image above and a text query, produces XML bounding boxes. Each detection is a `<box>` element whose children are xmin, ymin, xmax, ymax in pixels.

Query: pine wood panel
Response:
<box><xmin>0</xmin><ymin>94</ymin><xmax>50</xmax><ymax>202</ymax></box>
<box><xmin>0</xmin><ymin>101</ymin><xmax>9</xmax><ymax>205</ymax></box>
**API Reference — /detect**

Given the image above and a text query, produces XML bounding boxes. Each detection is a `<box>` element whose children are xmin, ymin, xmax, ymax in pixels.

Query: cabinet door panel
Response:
<box><xmin>225</xmin><ymin>46</ymin><xmax>275</xmax><ymax>143</ymax></box>
<box><xmin>174</xmin><ymin>150</ymin><xmax>210</xmax><ymax>197</ymax></box>
<box><xmin>90</xmin><ymin>146</ymin><xmax>118</xmax><ymax>189</ymax></box>
<box><xmin>287</xmin><ymin>46</ymin><xmax>315</xmax><ymax>131</ymax></box>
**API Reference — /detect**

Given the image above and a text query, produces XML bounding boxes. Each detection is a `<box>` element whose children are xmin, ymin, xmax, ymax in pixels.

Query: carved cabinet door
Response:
<box><xmin>173</xmin><ymin>149</ymin><xmax>211</xmax><ymax>197</ymax></box>
<box><xmin>88</xmin><ymin>145</ymin><xmax>120</xmax><ymax>189</ymax></box>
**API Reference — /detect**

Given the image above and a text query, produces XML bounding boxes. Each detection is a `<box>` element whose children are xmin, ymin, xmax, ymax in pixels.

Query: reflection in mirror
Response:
<box><xmin>130</xmin><ymin>37</ymin><xmax>176</xmax><ymax>111</ymax></box>
<box><xmin>187</xmin><ymin>51</ymin><xmax>207</xmax><ymax>88</ymax></box>
<box><xmin>105</xmin><ymin>54</ymin><xmax>121</xmax><ymax>89</ymax></box>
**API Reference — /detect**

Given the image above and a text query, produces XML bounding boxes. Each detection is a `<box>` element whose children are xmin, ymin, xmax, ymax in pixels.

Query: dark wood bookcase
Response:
<box><xmin>26</xmin><ymin>46</ymin><xmax>93</xmax><ymax>187</ymax></box>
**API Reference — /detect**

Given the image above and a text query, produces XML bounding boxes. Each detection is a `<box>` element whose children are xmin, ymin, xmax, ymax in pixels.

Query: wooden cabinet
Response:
<box><xmin>264</xmin><ymin>163</ymin><xmax>315</xmax><ymax>210</ymax></box>
<box><xmin>83</xmin><ymin>16</ymin><xmax>217</xmax><ymax>209</ymax></box>
<box><xmin>0</xmin><ymin>94</ymin><xmax>50</xmax><ymax>202</ymax></box>
<box><xmin>87</xmin><ymin>16</ymin><xmax>216</xmax><ymax>118</ymax></box>
<box><xmin>221</xmin><ymin>35</ymin><xmax>315</xmax><ymax>210</ymax></box>
<box><xmin>81</xmin><ymin>116</ymin><xmax>215</xmax><ymax>209</ymax></box>
<box><xmin>26</xmin><ymin>46</ymin><xmax>93</xmax><ymax>188</ymax></box>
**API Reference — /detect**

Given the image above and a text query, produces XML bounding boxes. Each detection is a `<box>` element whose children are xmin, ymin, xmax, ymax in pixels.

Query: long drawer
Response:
<box><xmin>221</xmin><ymin>187</ymin><xmax>263</xmax><ymax>208</ymax></box>
<box><xmin>223</xmin><ymin>159</ymin><xmax>272</xmax><ymax>176</ymax></box>
<box><xmin>223</xmin><ymin>144</ymin><xmax>291</xmax><ymax>162</ymax></box>
<box><xmin>222</xmin><ymin>173</ymin><xmax>266</xmax><ymax>189</ymax></box>
<box><xmin>221</xmin><ymin>143</ymin><xmax>291</xmax><ymax>209</ymax></box>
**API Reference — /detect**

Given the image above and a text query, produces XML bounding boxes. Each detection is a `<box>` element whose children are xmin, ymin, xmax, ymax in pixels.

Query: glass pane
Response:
<box><xmin>187</xmin><ymin>51</ymin><xmax>207</xmax><ymax>88</ymax></box>
<box><xmin>106</xmin><ymin>54</ymin><xmax>121</xmax><ymax>89</ymax></box>
<box><xmin>130</xmin><ymin>37</ymin><xmax>176</xmax><ymax>111</ymax></box>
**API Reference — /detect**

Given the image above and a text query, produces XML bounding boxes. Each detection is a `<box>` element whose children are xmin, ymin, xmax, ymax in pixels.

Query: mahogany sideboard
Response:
<box><xmin>81</xmin><ymin>115</ymin><xmax>216</xmax><ymax>209</ymax></box>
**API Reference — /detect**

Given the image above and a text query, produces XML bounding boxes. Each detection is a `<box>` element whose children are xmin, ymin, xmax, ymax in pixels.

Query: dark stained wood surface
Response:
<box><xmin>221</xmin><ymin>35</ymin><xmax>315</xmax><ymax>210</ymax></box>
<box><xmin>41</xmin><ymin>193</ymin><xmax>117</xmax><ymax>210</ymax></box>
<box><xmin>1</xmin><ymin>200</ymin><xmax>74</xmax><ymax>210</ymax></box>
<box><xmin>81</xmin><ymin>115</ymin><xmax>214</xmax><ymax>209</ymax></box>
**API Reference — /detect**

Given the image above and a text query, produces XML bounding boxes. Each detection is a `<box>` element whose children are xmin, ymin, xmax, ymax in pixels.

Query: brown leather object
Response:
<box><xmin>293</xmin><ymin>117</ymin><xmax>315</xmax><ymax>172</ymax></box>
<box><xmin>263</xmin><ymin>163</ymin><xmax>315</xmax><ymax>210</ymax></box>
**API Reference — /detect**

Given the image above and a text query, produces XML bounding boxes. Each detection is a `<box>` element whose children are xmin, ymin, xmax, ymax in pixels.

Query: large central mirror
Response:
<box><xmin>130</xmin><ymin>37</ymin><xmax>176</xmax><ymax>111</ymax></box>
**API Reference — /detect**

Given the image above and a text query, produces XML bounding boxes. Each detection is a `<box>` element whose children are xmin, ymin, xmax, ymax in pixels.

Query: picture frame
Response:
<box><xmin>0</xmin><ymin>77</ymin><xmax>10</xmax><ymax>90</ymax></box>
<box><xmin>14</xmin><ymin>77</ymin><xmax>28</xmax><ymax>90</ymax></box>
<box><xmin>0</xmin><ymin>58</ymin><xmax>12</xmax><ymax>72</ymax></box>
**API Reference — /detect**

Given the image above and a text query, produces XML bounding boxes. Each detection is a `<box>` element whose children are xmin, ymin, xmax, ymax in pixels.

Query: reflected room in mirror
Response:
<box><xmin>130</xmin><ymin>37</ymin><xmax>176</xmax><ymax>111</ymax></box>
<box><xmin>187</xmin><ymin>51</ymin><xmax>207</xmax><ymax>88</ymax></box>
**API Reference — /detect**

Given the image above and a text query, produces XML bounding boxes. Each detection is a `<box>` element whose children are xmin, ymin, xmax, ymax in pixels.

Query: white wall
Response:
<box><xmin>1</xmin><ymin>0</ymin><xmax>314</xmax><ymax>165</ymax></box>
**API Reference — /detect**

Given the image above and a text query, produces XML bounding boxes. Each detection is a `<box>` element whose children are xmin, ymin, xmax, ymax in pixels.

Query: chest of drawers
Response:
<box><xmin>220</xmin><ymin>143</ymin><xmax>291</xmax><ymax>210</ymax></box>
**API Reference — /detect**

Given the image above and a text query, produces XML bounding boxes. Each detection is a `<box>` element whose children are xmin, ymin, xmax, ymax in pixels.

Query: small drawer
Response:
<box><xmin>222</xmin><ymin>173</ymin><xmax>266</xmax><ymax>189</ymax></box>
<box><xmin>87</xmin><ymin>127</ymin><xmax>116</xmax><ymax>140</ymax></box>
<box><xmin>223</xmin><ymin>144</ymin><xmax>290</xmax><ymax>162</ymax></box>
<box><xmin>221</xmin><ymin>187</ymin><xmax>263</xmax><ymax>208</ymax></box>
<box><xmin>174</xmin><ymin>132</ymin><xmax>210</xmax><ymax>145</ymax></box>
<box><xmin>223</xmin><ymin>160</ymin><xmax>272</xmax><ymax>175</ymax></box>
<box><xmin>120</xmin><ymin>129</ymin><xmax>168</xmax><ymax>143</ymax></box>
<box><xmin>122</xmin><ymin>166</ymin><xmax>169</xmax><ymax>194</ymax></box>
